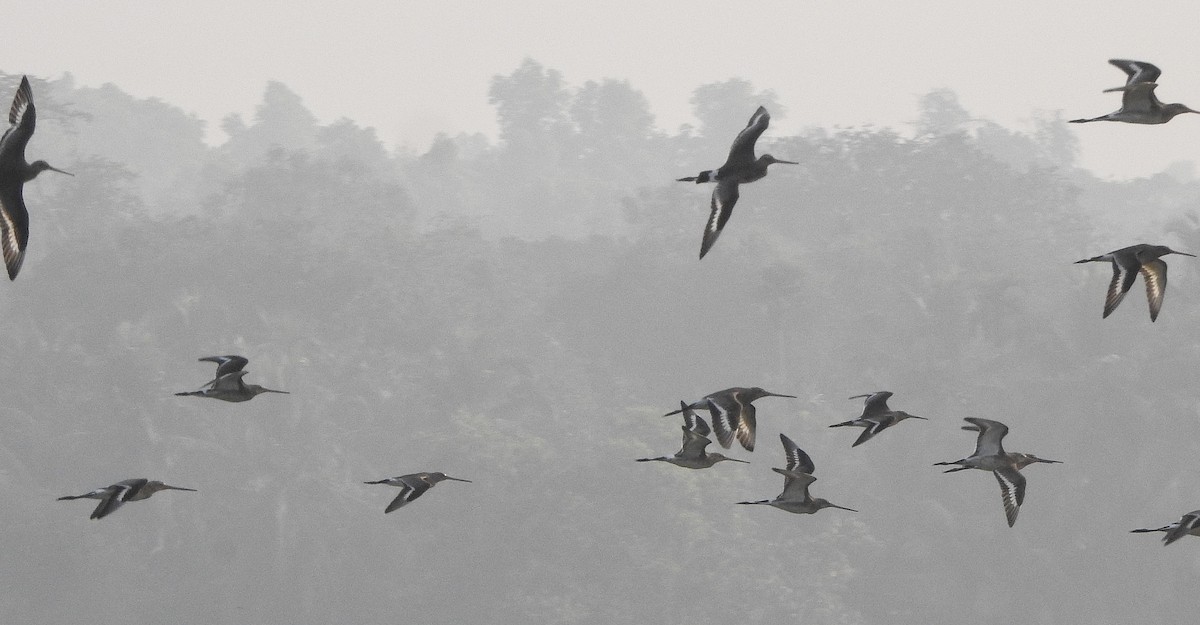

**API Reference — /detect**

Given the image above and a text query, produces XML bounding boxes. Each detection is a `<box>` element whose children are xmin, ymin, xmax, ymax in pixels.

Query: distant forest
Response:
<box><xmin>4</xmin><ymin>59</ymin><xmax>1200</xmax><ymax>624</ymax></box>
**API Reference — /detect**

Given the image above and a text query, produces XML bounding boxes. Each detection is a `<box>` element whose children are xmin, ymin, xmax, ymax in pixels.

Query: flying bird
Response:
<box><xmin>1131</xmin><ymin>510</ymin><xmax>1200</xmax><ymax>546</ymax></box>
<box><xmin>364</xmin><ymin>472</ymin><xmax>471</xmax><ymax>513</ymax></box>
<box><xmin>935</xmin><ymin>418</ymin><xmax>1060</xmax><ymax>527</ymax></box>
<box><xmin>737</xmin><ymin>433</ymin><xmax>856</xmax><ymax>515</ymax></box>
<box><xmin>1075</xmin><ymin>244</ymin><xmax>1195</xmax><ymax>322</ymax></box>
<box><xmin>637</xmin><ymin>401</ymin><xmax>750</xmax><ymax>469</ymax></box>
<box><xmin>0</xmin><ymin>76</ymin><xmax>73</xmax><ymax>280</ymax></box>
<box><xmin>175</xmin><ymin>355</ymin><xmax>289</xmax><ymax>402</ymax></box>
<box><xmin>677</xmin><ymin>106</ymin><xmax>797</xmax><ymax>259</ymax></box>
<box><xmin>1070</xmin><ymin>59</ymin><xmax>1199</xmax><ymax>125</ymax></box>
<box><xmin>664</xmin><ymin>386</ymin><xmax>796</xmax><ymax>451</ymax></box>
<box><xmin>828</xmin><ymin>391</ymin><xmax>927</xmax><ymax>447</ymax></box>
<box><xmin>58</xmin><ymin>478</ymin><xmax>196</xmax><ymax>520</ymax></box>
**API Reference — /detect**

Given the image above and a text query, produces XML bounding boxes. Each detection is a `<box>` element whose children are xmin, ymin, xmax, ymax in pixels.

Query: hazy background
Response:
<box><xmin>4</xmin><ymin>0</ymin><xmax>1200</xmax><ymax>178</ymax></box>
<box><xmin>2</xmin><ymin>4</ymin><xmax>1200</xmax><ymax>625</ymax></box>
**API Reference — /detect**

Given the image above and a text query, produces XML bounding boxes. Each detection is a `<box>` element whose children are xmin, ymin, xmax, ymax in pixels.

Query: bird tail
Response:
<box><xmin>676</xmin><ymin>170</ymin><xmax>714</xmax><ymax>183</ymax></box>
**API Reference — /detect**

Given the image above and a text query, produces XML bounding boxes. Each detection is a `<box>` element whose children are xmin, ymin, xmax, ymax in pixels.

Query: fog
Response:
<box><xmin>1</xmin><ymin>62</ymin><xmax>1198</xmax><ymax>624</ymax></box>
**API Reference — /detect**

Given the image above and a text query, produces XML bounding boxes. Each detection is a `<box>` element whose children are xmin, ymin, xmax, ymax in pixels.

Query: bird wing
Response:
<box><xmin>1139</xmin><ymin>258</ymin><xmax>1167</xmax><ymax>322</ymax></box>
<box><xmin>732</xmin><ymin>393</ymin><xmax>756</xmax><ymax>451</ymax></box>
<box><xmin>116</xmin><ymin>478</ymin><xmax>150</xmax><ymax>501</ymax></box>
<box><xmin>858</xmin><ymin>391</ymin><xmax>893</xmax><ymax>417</ymax></box>
<box><xmin>385</xmin><ymin>476</ymin><xmax>433</xmax><ymax>513</ymax></box>
<box><xmin>994</xmin><ymin>467</ymin><xmax>1026</xmax><ymax>527</ymax></box>
<box><xmin>1113</xmin><ymin>82</ymin><xmax>1163</xmax><ymax>113</ymax></box>
<box><xmin>1104</xmin><ymin>256</ymin><xmax>1140</xmax><ymax>318</ymax></box>
<box><xmin>1108</xmin><ymin>59</ymin><xmax>1161</xmax><ymax>86</ymax></box>
<box><xmin>90</xmin><ymin>485</ymin><xmax>131</xmax><ymax>520</ymax></box>
<box><xmin>964</xmin><ymin>418</ymin><xmax>1008</xmax><ymax>456</ymax></box>
<box><xmin>699</xmin><ymin>181</ymin><xmax>739</xmax><ymax>259</ymax></box>
<box><xmin>851</xmin><ymin>416</ymin><xmax>892</xmax><ymax>447</ymax></box>
<box><xmin>0</xmin><ymin>76</ymin><xmax>35</xmax><ymax>164</ymax></box>
<box><xmin>200</xmin><ymin>355</ymin><xmax>250</xmax><ymax>377</ymax></box>
<box><xmin>779</xmin><ymin>433</ymin><xmax>816</xmax><ymax>474</ymax></box>
<box><xmin>680</xmin><ymin>403</ymin><xmax>711</xmax><ymax>437</ymax></box>
<box><xmin>0</xmin><ymin>184</ymin><xmax>28</xmax><ymax>280</ymax></box>
<box><xmin>705</xmin><ymin>397</ymin><xmax>738</xmax><ymax>450</ymax></box>
<box><xmin>775</xmin><ymin>468</ymin><xmax>817</xmax><ymax>501</ymax></box>
<box><xmin>209</xmin><ymin>370</ymin><xmax>251</xmax><ymax>393</ymax></box>
<box><xmin>725</xmin><ymin>106</ymin><xmax>770</xmax><ymax>166</ymax></box>
<box><xmin>678</xmin><ymin>428</ymin><xmax>713</xmax><ymax>459</ymax></box>
<box><xmin>1163</xmin><ymin>511</ymin><xmax>1200</xmax><ymax>545</ymax></box>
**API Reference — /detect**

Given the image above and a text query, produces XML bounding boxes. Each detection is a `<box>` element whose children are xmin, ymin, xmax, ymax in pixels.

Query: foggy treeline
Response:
<box><xmin>3</xmin><ymin>59</ymin><xmax>1200</xmax><ymax>624</ymax></box>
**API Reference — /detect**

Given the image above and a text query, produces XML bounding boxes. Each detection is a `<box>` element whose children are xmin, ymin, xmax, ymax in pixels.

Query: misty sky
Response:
<box><xmin>7</xmin><ymin>2</ymin><xmax>1200</xmax><ymax>624</ymax></box>
<box><xmin>4</xmin><ymin>0</ymin><xmax>1199</xmax><ymax>178</ymax></box>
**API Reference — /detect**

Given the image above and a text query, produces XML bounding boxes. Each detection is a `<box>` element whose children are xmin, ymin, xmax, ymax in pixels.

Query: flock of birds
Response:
<box><xmin>1</xmin><ymin>61</ymin><xmax>1196</xmax><ymax>540</ymax></box>
<box><xmin>658</xmin><ymin>59</ymin><xmax>1200</xmax><ymax>543</ymax></box>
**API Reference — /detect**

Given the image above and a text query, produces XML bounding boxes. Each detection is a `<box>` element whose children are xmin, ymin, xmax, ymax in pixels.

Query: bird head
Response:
<box><xmin>428</xmin><ymin>473</ymin><xmax>472</xmax><ymax>484</ymax></box>
<box><xmin>815</xmin><ymin>498</ymin><xmax>858</xmax><ymax>513</ymax></box>
<box><xmin>760</xmin><ymin>154</ymin><xmax>798</xmax><ymax>166</ymax></box>
<box><xmin>30</xmin><ymin>160</ymin><xmax>73</xmax><ymax>177</ymax></box>
<box><xmin>1010</xmin><ymin>453</ymin><xmax>1061</xmax><ymax>470</ymax></box>
<box><xmin>748</xmin><ymin>387</ymin><xmax>797</xmax><ymax>401</ymax></box>
<box><xmin>147</xmin><ymin>481</ymin><xmax>198</xmax><ymax>494</ymax></box>
<box><xmin>1164</xmin><ymin>103</ymin><xmax>1200</xmax><ymax>120</ymax></box>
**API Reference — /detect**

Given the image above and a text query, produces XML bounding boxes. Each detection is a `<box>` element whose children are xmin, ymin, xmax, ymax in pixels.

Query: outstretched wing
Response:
<box><xmin>0</xmin><ymin>184</ymin><xmax>28</xmax><ymax>280</ymax></box>
<box><xmin>964</xmin><ymin>418</ymin><xmax>1009</xmax><ymax>457</ymax></box>
<box><xmin>857</xmin><ymin>391</ymin><xmax>893</xmax><ymax>417</ymax></box>
<box><xmin>994</xmin><ymin>467</ymin><xmax>1026</xmax><ymax>527</ymax></box>
<box><xmin>199</xmin><ymin>355</ymin><xmax>250</xmax><ymax>378</ymax></box>
<box><xmin>384</xmin><ymin>476</ymin><xmax>433</xmax><ymax>513</ymax></box>
<box><xmin>779</xmin><ymin>433</ymin><xmax>815</xmax><ymax>474</ymax></box>
<box><xmin>0</xmin><ymin>76</ymin><xmax>35</xmax><ymax>164</ymax></box>
<box><xmin>1104</xmin><ymin>257</ymin><xmax>1139</xmax><ymax>318</ymax></box>
<box><xmin>209</xmin><ymin>370</ymin><xmax>250</xmax><ymax>393</ymax></box>
<box><xmin>725</xmin><ymin>106</ymin><xmax>770</xmax><ymax>166</ymax></box>
<box><xmin>680</xmin><ymin>403</ymin><xmax>711</xmax><ymax>437</ymax></box>
<box><xmin>1163</xmin><ymin>511</ymin><xmax>1200</xmax><ymax>545</ymax></box>
<box><xmin>678</xmin><ymin>428</ymin><xmax>714</xmax><ymax>459</ymax></box>
<box><xmin>775</xmin><ymin>468</ymin><xmax>817</xmax><ymax>502</ymax></box>
<box><xmin>1139</xmin><ymin>258</ymin><xmax>1167</xmax><ymax>322</ymax></box>
<box><xmin>851</xmin><ymin>417</ymin><xmax>891</xmax><ymax>447</ymax></box>
<box><xmin>1108</xmin><ymin>59</ymin><xmax>1162</xmax><ymax>87</ymax></box>
<box><xmin>700</xmin><ymin>181</ymin><xmax>739</xmax><ymax>259</ymax></box>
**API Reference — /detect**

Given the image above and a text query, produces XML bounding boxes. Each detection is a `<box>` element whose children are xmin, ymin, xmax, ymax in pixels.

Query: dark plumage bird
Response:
<box><xmin>637</xmin><ymin>401</ymin><xmax>749</xmax><ymax>469</ymax></box>
<box><xmin>677</xmin><ymin>106</ymin><xmax>797</xmax><ymax>259</ymax></box>
<box><xmin>737</xmin><ymin>433</ymin><xmax>856</xmax><ymax>515</ymax></box>
<box><xmin>664</xmin><ymin>386</ymin><xmax>796</xmax><ymax>452</ymax></box>
<box><xmin>1132</xmin><ymin>510</ymin><xmax>1200</xmax><ymax>546</ymax></box>
<box><xmin>175</xmin><ymin>355</ymin><xmax>288</xmax><ymax>402</ymax></box>
<box><xmin>57</xmin><ymin>478</ymin><xmax>196</xmax><ymax>520</ymax></box>
<box><xmin>934</xmin><ymin>418</ymin><xmax>1060</xmax><ymax>527</ymax></box>
<box><xmin>364</xmin><ymin>472</ymin><xmax>471</xmax><ymax>513</ymax></box>
<box><xmin>0</xmin><ymin>76</ymin><xmax>73</xmax><ymax>280</ymax></box>
<box><xmin>1070</xmin><ymin>60</ymin><xmax>1198</xmax><ymax>124</ymax></box>
<box><xmin>828</xmin><ymin>391</ymin><xmax>926</xmax><ymax>447</ymax></box>
<box><xmin>1075</xmin><ymin>244</ymin><xmax>1195</xmax><ymax>322</ymax></box>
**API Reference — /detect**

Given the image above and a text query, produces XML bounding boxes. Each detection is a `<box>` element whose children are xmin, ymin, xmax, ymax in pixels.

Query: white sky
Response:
<box><xmin>3</xmin><ymin>0</ymin><xmax>1199</xmax><ymax>178</ymax></box>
